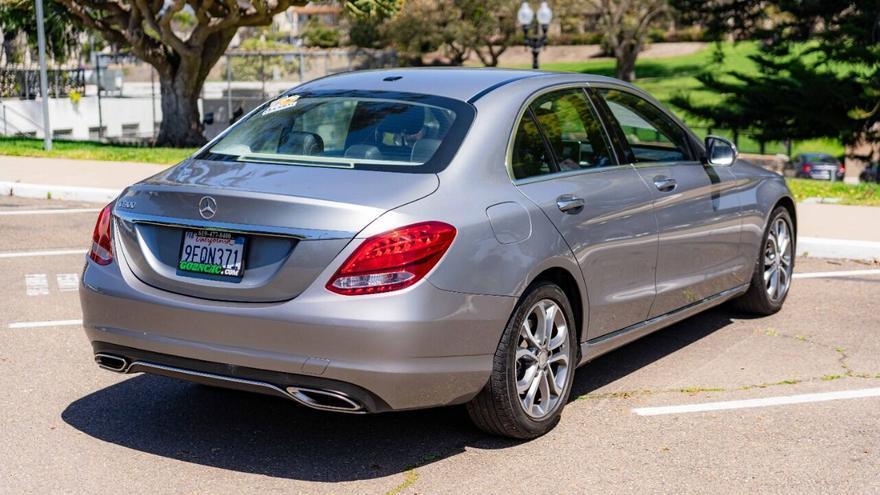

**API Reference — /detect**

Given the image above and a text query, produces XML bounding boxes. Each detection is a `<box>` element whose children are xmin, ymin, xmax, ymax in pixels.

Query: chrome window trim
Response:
<box><xmin>113</xmin><ymin>210</ymin><xmax>355</xmax><ymax>241</ymax></box>
<box><xmin>505</xmin><ymin>82</ymin><xmax>623</xmax><ymax>185</ymax></box>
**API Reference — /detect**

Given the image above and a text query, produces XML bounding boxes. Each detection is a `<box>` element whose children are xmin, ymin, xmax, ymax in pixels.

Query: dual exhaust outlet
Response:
<box><xmin>93</xmin><ymin>353</ymin><xmax>364</xmax><ymax>413</ymax></box>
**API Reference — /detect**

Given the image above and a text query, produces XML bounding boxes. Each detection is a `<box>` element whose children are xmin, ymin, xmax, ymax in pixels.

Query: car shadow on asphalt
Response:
<box><xmin>61</xmin><ymin>306</ymin><xmax>737</xmax><ymax>482</ymax></box>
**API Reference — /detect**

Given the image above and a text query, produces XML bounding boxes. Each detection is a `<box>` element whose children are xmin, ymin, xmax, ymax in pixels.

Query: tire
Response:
<box><xmin>467</xmin><ymin>282</ymin><xmax>578</xmax><ymax>439</ymax></box>
<box><xmin>732</xmin><ymin>206</ymin><xmax>795</xmax><ymax>315</ymax></box>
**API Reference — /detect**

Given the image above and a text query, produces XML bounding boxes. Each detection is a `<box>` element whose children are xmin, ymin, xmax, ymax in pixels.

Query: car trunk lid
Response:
<box><xmin>112</xmin><ymin>159</ymin><xmax>439</xmax><ymax>302</ymax></box>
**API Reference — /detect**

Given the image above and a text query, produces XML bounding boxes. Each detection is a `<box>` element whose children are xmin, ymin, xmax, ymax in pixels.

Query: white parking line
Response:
<box><xmin>56</xmin><ymin>273</ymin><xmax>80</xmax><ymax>291</ymax></box>
<box><xmin>0</xmin><ymin>208</ymin><xmax>99</xmax><ymax>216</ymax></box>
<box><xmin>793</xmin><ymin>268</ymin><xmax>880</xmax><ymax>279</ymax></box>
<box><xmin>7</xmin><ymin>319</ymin><xmax>83</xmax><ymax>329</ymax></box>
<box><xmin>25</xmin><ymin>274</ymin><xmax>49</xmax><ymax>296</ymax></box>
<box><xmin>633</xmin><ymin>387</ymin><xmax>880</xmax><ymax>416</ymax></box>
<box><xmin>0</xmin><ymin>248</ymin><xmax>87</xmax><ymax>259</ymax></box>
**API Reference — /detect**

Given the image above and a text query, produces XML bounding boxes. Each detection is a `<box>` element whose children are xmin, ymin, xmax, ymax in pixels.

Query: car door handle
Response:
<box><xmin>653</xmin><ymin>176</ymin><xmax>677</xmax><ymax>192</ymax></box>
<box><xmin>556</xmin><ymin>195</ymin><xmax>585</xmax><ymax>214</ymax></box>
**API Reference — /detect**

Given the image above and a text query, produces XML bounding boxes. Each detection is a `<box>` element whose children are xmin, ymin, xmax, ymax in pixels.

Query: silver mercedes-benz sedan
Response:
<box><xmin>80</xmin><ymin>68</ymin><xmax>796</xmax><ymax>439</ymax></box>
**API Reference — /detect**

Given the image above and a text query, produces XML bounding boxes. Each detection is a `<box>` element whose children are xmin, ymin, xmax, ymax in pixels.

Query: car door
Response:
<box><xmin>512</xmin><ymin>87</ymin><xmax>659</xmax><ymax>339</ymax></box>
<box><xmin>595</xmin><ymin>87</ymin><xmax>743</xmax><ymax>318</ymax></box>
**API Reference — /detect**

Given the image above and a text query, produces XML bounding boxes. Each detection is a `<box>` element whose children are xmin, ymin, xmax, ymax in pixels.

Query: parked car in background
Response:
<box><xmin>80</xmin><ymin>68</ymin><xmax>797</xmax><ymax>439</ymax></box>
<box><xmin>859</xmin><ymin>162</ymin><xmax>879</xmax><ymax>183</ymax></box>
<box><xmin>793</xmin><ymin>153</ymin><xmax>844</xmax><ymax>181</ymax></box>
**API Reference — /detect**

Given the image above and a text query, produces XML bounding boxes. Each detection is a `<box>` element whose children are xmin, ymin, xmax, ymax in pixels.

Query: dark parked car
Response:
<box><xmin>859</xmin><ymin>162</ymin><xmax>879</xmax><ymax>183</ymax></box>
<box><xmin>793</xmin><ymin>153</ymin><xmax>844</xmax><ymax>181</ymax></box>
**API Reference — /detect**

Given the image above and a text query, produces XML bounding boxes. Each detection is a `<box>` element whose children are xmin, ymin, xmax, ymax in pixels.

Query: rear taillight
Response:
<box><xmin>327</xmin><ymin>221</ymin><xmax>456</xmax><ymax>295</ymax></box>
<box><xmin>89</xmin><ymin>203</ymin><xmax>113</xmax><ymax>265</ymax></box>
<box><xmin>802</xmin><ymin>163</ymin><xmax>813</xmax><ymax>173</ymax></box>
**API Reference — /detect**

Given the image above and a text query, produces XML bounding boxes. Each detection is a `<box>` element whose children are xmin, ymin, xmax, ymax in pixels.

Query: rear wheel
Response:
<box><xmin>467</xmin><ymin>282</ymin><xmax>578</xmax><ymax>439</ymax></box>
<box><xmin>733</xmin><ymin>206</ymin><xmax>795</xmax><ymax>315</ymax></box>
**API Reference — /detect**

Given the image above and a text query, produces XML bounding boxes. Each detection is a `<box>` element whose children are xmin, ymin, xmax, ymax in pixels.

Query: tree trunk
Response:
<box><xmin>153</xmin><ymin>29</ymin><xmax>237</xmax><ymax>147</ymax></box>
<box><xmin>615</xmin><ymin>42</ymin><xmax>639</xmax><ymax>82</ymax></box>
<box><xmin>156</xmin><ymin>65</ymin><xmax>206</xmax><ymax>147</ymax></box>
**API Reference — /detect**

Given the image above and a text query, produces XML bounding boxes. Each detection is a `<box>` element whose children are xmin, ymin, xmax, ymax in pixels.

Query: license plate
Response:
<box><xmin>178</xmin><ymin>230</ymin><xmax>246</xmax><ymax>278</ymax></box>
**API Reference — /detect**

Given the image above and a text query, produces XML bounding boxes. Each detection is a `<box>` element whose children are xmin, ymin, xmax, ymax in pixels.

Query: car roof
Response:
<box><xmin>293</xmin><ymin>67</ymin><xmax>622</xmax><ymax>102</ymax></box>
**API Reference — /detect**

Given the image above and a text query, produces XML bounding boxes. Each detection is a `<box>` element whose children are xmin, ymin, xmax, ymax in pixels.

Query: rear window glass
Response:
<box><xmin>203</xmin><ymin>94</ymin><xmax>465</xmax><ymax>171</ymax></box>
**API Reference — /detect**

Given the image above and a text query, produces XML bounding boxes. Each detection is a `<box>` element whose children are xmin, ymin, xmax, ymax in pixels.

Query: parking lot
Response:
<box><xmin>2</xmin><ymin>196</ymin><xmax>879</xmax><ymax>494</ymax></box>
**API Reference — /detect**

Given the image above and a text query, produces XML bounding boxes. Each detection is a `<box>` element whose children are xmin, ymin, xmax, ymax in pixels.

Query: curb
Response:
<box><xmin>0</xmin><ymin>181</ymin><xmax>120</xmax><ymax>204</ymax></box>
<box><xmin>797</xmin><ymin>236</ymin><xmax>880</xmax><ymax>261</ymax></box>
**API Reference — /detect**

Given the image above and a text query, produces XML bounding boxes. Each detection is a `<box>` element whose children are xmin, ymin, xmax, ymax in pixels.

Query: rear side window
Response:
<box><xmin>511</xmin><ymin>112</ymin><xmax>555</xmax><ymax>180</ymax></box>
<box><xmin>204</xmin><ymin>94</ymin><xmax>465</xmax><ymax>171</ymax></box>
<box><xmin>599</xmin><ymin>89</ymin><xmax>692</xmax><ymax>163</ymax></box>
<box><xmin>530</xmin><ymin>89</ymin><xmax>614</xmax><ymax>171</ymax></box>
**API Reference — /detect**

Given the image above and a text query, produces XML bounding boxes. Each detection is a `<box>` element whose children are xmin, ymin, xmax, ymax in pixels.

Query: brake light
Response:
<box><xmin>327</xmin><ymin>221</ymin><xmax>456</xmax><ymax>295</ymax></box>
<box><xmin>802</xmin><ymin>163</ymin><xmax>813</xmax><ymax>173</ymax></box>
<box><xmin>89</xmin><ymin>203</ymin><xmax>113</xmax><ymax>265</ymax></box>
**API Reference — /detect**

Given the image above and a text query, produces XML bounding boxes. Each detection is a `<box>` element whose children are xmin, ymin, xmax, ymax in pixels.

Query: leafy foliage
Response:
<box><xmin>302</xmin><ymin>17</ymin><xmax>341</xmax><ymax>48</ymax></box>
<box><xmin>0</xmin><ymin>0</ymin><xmax>88</xmax><ymax>63</ymax></box>
<box><xmin>669</xmin><ymin>0</ymin><xmax>880</xmax><ymax>155</ymax></box>
<box><xmin>381</xmin><ymin>0</ymin><xmax>517</xmax><ymax>66</ymax></box>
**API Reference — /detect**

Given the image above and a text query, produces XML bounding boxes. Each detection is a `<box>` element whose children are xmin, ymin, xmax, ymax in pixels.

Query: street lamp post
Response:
<box><xmin>518</xmin><ymin>1</ymin><xmax>553</xmax><ymax>69</ymax></box>
<box><xmin>34</xmin><ymin>0</ymin><xmax>52</xmax><ymax>150</ymax></box>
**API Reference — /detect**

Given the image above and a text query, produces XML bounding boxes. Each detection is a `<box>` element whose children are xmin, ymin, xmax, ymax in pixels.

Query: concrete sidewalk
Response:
<box><xmin>0</xmin><ymin>155</ymin><xmax>877</xmax><ymax>259</ymax></box>
<box><xmin>0</xmin><ymin>156</ymin><xmax>169</xmax><ymax>202</ymax></box>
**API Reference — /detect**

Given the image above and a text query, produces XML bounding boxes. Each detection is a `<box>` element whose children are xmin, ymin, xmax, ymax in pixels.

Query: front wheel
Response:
<box><xmin>733</xmin><ymin>206</ymin><xmax>795</xmax><ymax>315</ymax></box>
<box><xmin>467</xmin><ymin>282</ymin><xmax>578</xmax><ymax>439</ymax></box>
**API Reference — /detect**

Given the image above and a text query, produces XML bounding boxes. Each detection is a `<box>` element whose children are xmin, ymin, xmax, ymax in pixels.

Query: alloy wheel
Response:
<box><xmin>515</xmin><ymin>299</ymin><xmax>571</xmax><ymax>419</ymax></box>
<box><xmin>763</xmin><ymin>217</ymin><xmax>793</xmax><ymax>302</ymax></box>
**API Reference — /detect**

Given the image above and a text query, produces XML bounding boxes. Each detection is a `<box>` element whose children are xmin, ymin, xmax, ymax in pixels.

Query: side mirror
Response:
<box><xmin>203</xmin><ymin>112</ymin><xmax>215</xmax><ymax>126</ymax></box>
<box><xmin>704</xmin><ymin>135</ymin><xmax>737</xmax><ymax>167</ymax></box>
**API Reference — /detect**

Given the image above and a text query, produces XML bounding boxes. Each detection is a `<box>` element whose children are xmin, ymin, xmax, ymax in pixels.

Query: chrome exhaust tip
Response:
<box><xmin>94</xmin><ymin>353</ymin><xmax>129</xmax><ymax>373</ymax></box>
<box><xmin>286</xmin><ymin>386</ymin><xmax>364</xmax><ymax>413</ymax></box>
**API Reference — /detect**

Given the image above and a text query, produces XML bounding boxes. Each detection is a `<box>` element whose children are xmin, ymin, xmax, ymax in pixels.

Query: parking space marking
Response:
<box><xmin>25</xmin><ymin>274</ymin><xmax>49</xmax><ymax>296</ymax></box>
<box><xmin>56</xmin><ymin>273</ymin><xmax>80</xmax><ymax>291</ymax></box>
<box><xmin>7</xmin><ymin>319</ymin><xmax>82</xmax><ymax>329</ymax></box>
<box><xmin>633</xmin><ymin>387</ymin><xmax>880</xmax><ymax>416</ymax></box>
<box><xmin>793</xmin><ymin>268</ymin><xmax>880</xmax><ymax>279</ymax></box>
<box><xmin>0</xmin><ymin>248</ymin><xmax>87</xmax><ymax>259</ymax></box>
<box><xmin>0</xmin><ymin>208</ymin><xmax>99</xmax><ymax>216</ymax></box>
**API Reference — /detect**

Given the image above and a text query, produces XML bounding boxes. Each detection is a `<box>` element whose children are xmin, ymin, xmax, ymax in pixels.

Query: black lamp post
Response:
<box><xmin>518</xmin><ymin>1</ymin><xmax>553</xmax><ymax>69</ymax></box>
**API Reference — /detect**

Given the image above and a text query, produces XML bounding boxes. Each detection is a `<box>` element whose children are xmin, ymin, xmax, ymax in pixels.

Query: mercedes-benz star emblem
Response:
<box><xmin>198</xmin><ymin>196</ymin><xmax>217</xmax><ymax>220</ymax></box>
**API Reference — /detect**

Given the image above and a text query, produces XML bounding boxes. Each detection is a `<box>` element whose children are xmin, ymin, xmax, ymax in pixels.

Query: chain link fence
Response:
<box><xmin>0</xmin><ymin>49</ymin><xmax>397</xmax><ymax>143</ymax></box>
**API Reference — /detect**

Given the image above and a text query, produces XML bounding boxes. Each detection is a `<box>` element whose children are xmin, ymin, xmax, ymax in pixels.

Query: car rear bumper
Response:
<box><xmin>79</xmin><ymin>256</ymin><xmax>516</xmax><ymax>411</ymax></box>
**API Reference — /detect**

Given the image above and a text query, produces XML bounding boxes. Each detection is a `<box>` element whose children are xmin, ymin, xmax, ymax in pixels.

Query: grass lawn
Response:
<box><xmin>0</xmin><ymin>137</ymin><xmax>195</xmax><ymax>165</ymax></box>
<box><xmin>522</xmin><ymin>43</ymin><xmax>845</xmax><ymax>158</ymax></box>
<box><xmin>786</xmin><ymin>178</ymin><xmax>880</xmax><ymax>206</ymax></box>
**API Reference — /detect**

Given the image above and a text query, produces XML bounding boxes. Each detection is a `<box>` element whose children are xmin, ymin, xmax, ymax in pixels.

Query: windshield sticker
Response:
<box><xmin>262</xmin><ymin>95</ymin><xmax>299</xmax><ymax>116</ymax></box>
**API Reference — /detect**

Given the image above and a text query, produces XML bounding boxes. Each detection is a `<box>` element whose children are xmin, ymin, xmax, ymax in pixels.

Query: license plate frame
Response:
<box><xmin>178</xmin><ymin>229</ymin><xmax>247</xmax><ymax>279</ymax></box>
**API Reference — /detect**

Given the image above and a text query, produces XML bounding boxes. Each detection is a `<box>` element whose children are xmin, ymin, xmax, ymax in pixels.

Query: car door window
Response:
<box><xmin>531</xmin><ymin>89</ymin><xmax>614</xmax><ymax>171</ymax></box>
<box><xmin>511</xmin><ymin>111</ymin><xmax>555</xmax><ymax>180</ymax></box>
<box><xmin>599</xmin><ymin>89</ymin><xmax>692</xmax><ymax>163</ymax></box>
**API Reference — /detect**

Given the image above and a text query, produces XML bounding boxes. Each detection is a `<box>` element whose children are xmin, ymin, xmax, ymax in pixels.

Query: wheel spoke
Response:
<box><xmin>539</xmin><ymin>369</ymin><xmax>552</xmax><ymax>404</ymax></box>
<box><xmin>764</xmin><ymin>265</ymin><xmax>776</xmax><ymax>283</ymax></box>
<box><xmin>523</xmin><ymin>369</ymin><xmax>542</xmax><ymax>413</ymax></box>
<box><xmin>516</xmin><ymin>347</ymin><xmax>538</xmax><ymax>363</ymax></box>
<box><xmin>520</xmin><ymin>318</ymin><xmax>541</xmax><ymax>349</ymax></box>
<box><xmin>517</xmin><ymin>364</ymin><xmax>539</xmax><ymax>394</ymax></box>
<box><xmin>770</xmin><ymin>266</ymin><xmax>780</xmax><ymax>298</ymax></box>
<box><xmin>542</xmin><ymin>303</ymin><xmax>557</xmax><ymax>348</ymax></box>
<box><xmin>545</xmin><ymin>364</ymin><xmax>561</xmax><ymax>395</ymax></box>
<box><xmin>549</xmin><ymin>350</ymin><xmax>568</xmax><ymax>366</ymax></box>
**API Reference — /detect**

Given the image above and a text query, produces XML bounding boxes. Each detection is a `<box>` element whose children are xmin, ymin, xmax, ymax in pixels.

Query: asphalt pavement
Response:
<box><xmin>1</xmin><ymin>196</ymin><xmax>879</xmax><ymax>494</ymax></box>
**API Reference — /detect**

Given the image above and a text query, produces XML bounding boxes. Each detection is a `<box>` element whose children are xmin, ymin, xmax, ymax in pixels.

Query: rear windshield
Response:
<box><xmin>202</xmin><ymin>92</ymin><xmax>471</xmax><ymax>172</ymax></box>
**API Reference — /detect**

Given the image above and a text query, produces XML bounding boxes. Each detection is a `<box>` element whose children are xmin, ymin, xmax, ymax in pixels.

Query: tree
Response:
<box><xmin>0</xmin><ymin>0</ymin><xmax>86</xmax><ymax>64</ymax></box>
<box><xmin>381</xmin><ymin>0</ymin><xmax>516</xmax><ymax>67</ymax></box>
<box><xmin>670</xmin><ymin>0</ymin><xmax>880</xmax><ymax>156</ymax></box>
<box><xmin>56</xmin><ymin>0</ymin><xmax>395</xmax><ymax>147</ymax></box>
<box><xmin>587</xmin><ymin>0</ymin><xmax>669</xmax><ymax>82</ymax></box>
